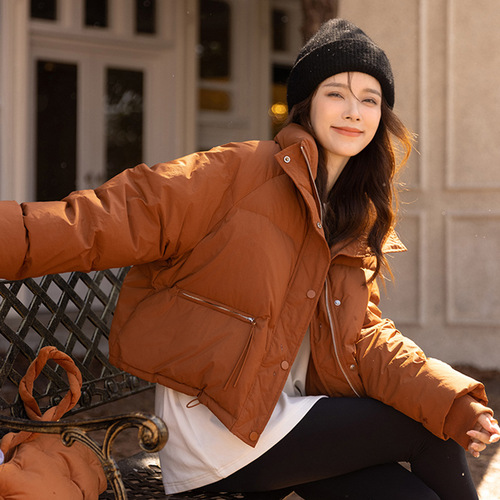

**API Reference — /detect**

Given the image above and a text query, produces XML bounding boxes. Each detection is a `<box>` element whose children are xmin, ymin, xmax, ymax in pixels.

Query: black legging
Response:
<box><xmin>202</xmin><ymin>398</ymin><xmax>478</xmax><ymax>500</ymax></box>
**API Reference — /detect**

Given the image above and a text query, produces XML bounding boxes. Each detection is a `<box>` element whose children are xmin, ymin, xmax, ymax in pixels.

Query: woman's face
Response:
<box><xmin>310</xmin><ymin>72</ymin><xmax>382</xmax><ymax>170</ymax></box>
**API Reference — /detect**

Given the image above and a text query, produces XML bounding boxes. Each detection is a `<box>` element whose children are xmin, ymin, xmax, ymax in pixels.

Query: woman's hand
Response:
<box><xmin>466</xmin><ymin>413</ymin><xmax>500</xmax><ymax>458</ymax></box>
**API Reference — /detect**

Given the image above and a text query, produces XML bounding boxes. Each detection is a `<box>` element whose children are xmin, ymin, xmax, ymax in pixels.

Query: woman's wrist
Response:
<box><xmin>443</xmin><ymin>394</ymin><xmax>493</xmax><ymax>449</ymax></box>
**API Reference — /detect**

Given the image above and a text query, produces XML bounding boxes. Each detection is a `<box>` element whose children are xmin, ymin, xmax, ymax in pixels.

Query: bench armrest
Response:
<box><xmin>0</xmin><ymin>412</ymin><xmax>168</xmax><ymax>500</ymax></box>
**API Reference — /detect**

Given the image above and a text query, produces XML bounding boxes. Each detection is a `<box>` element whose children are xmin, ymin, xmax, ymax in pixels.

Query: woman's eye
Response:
<box><xmin>327</xmin><ymin>92</ymin><xmax>343</xmax><ymax>98</ymax></box>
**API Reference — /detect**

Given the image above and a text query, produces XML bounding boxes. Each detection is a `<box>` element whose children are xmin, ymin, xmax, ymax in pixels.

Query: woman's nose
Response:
<box><xmin>342</xmin><ymin>98</ymin><xmax>361</xmax><ymax>121</ymax></box>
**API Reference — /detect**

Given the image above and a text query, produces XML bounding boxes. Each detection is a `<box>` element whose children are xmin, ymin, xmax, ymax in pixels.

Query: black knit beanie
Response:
<box><xmin>287</xmin><ymin>19</ymin><xmax>395</xmax><ymax>111</ymax></box>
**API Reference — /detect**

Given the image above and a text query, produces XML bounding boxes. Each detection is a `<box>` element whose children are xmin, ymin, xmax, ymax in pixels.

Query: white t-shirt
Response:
<box><xmin>155</xmin><ymin>330</ymin><xmax>325</xmax><ymax>494</ymax></box>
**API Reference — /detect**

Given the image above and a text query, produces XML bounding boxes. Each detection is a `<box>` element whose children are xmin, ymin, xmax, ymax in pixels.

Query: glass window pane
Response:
<box><xmin>36</xmin><ymin>61</ymin><xmax>77</xmax><ymax>201</ymax></box>
<box><xmin>136</xmin><ymin>0</ymin><xmax>156</xmax><ymax>34</ymax></box>
<box><xmin>106</xmin><ymin>68</ymin><xmax>144</xmax><ymax>180</ymax></box>
<box><xmin>272</xmin><ymin>9</ymin><xmax>289</xmax><ymax>52</ymax></box>
<box><xmin>199</xmin><ymin>88</ymin><xmax>231</xmax><ymax>111</ymax></box>
<box><xmin>199</xmin><ymin>0</ymin><xmax>231</xmax><ymax>80</ymax></box>
<box><xmin>31</xmin><ymin>0</ymin><xmax>57</xmax><ymax>21</ymax></box>
<box><xmin>85</xmin><ymin>0</ymin><xmax>108</xmax><ymax>28</ymax></box>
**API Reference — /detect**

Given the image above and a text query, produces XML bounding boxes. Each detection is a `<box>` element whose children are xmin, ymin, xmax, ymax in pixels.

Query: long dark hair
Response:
<box><xmin>285</xmin><ymin>92</ymin><xmax>413</xmax><ymax>281</ymax></box>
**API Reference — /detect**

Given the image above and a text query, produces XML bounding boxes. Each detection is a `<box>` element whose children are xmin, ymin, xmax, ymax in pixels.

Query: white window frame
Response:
<box><xmin>27</xmin><ymin>0</ymin><xmax>191</xmax><ymax>198</ymax></box>
<box><xmin>30</xmin><ymin>44</ymin><xmax>167</xmax><ymax>191</ymax></box>
<box><xmin>270</xmin><ymin>0</ymin><xmax>302</xmax><ymax>66</ymax></box>
<box><xmin>196</xmin><ymin>0</ymin><xmax>271</xmax><ymax>149</ymax></box>
<box><xmin>29</xmin><ymin>0</ymin><xmax>177</xmax><ymax>194</ymax></box>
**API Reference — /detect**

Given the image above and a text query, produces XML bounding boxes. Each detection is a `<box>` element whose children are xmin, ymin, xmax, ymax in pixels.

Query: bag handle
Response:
<box><xmin>19</xmin><ymin>346</ymin><xmax>82</xmax><ymax>421</ymax></box>
<box><xmin>0</xmin><ymin>346</ymin><xmax>83</xmax><ymax>458</ymax></box>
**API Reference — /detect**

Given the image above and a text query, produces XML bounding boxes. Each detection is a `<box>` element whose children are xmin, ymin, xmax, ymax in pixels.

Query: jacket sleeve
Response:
<box><xmin>0</xmin><ymin>146</ymin><xmax>245</xmax><ymax>280</ymax></box>
<box><xmin>355</xmin><ymin>279</ymin><xmax>491</xmax><ymax>448</ymax></box>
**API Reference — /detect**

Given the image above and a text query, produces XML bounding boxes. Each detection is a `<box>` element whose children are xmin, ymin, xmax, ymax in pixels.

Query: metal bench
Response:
<box><xmin>0</xmin><ymin>269</ymin><xmax>290</xmax><ymax>500</ymax></box>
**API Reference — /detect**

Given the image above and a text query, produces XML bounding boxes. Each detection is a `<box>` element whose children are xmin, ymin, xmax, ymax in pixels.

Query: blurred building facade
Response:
<box><xmin>0</xmin><ymin>0</ymin><xmax>499</xmax><ymax>368</ymax></box>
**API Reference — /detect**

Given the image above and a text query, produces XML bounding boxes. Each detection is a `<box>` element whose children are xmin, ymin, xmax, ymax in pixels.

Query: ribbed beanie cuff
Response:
<box><xmin>287</xmin><ymin>19</ymin><xmax>395</xmax><ymax>111</ymax></box>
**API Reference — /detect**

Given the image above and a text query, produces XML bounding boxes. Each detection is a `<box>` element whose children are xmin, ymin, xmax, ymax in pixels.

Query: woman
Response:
<box><xmin>0</xmin><ymin>19</ymin><xmax>498</xmax><ymax>499</ymax></box>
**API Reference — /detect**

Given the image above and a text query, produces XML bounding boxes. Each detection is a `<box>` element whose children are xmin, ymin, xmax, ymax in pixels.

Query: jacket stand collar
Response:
<box><xmin>274</xmin><ymin>124</ymin><xmax>407</xmax><ymax>269</ymax></box>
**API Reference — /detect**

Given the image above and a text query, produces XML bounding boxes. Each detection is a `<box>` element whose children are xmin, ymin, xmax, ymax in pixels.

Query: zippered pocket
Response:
<box><xmin>176</xmin><ymin>288</ymin><xmax>257</xmax><ymax>390</ymax></box>
<box><xmin>177</xmin><ymin>289</ymin><xmax>257</xmax><ymax>326</ymax></box>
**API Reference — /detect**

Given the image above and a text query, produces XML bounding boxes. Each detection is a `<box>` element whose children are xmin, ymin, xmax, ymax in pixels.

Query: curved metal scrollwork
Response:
<box><xmin>0</xmin><ymin>412</ymin><xmax>168</xmax><ymax>500</ymax></box>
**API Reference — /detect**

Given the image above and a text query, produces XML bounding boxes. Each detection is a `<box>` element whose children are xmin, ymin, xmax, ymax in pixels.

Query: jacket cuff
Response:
<box><xmin>0</xmin><ymin>201</ymin><xmax>26</xmax><ymax>279</ymax></box>
<box><xmin>443</xmin><ymin>394</ymin><xmax>493</xmax><ymax>449</ymax></box>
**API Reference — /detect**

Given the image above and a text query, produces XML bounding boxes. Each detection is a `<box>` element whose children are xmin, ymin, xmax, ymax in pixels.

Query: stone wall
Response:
<box><xmin>339</xmin><ymin>0</ymin><xmax>500</xmax><ymax>368</ymax></box>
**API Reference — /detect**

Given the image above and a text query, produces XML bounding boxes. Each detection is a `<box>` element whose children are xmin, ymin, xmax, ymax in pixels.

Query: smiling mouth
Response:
<box><xmin>332</xmin><ymin>127</ymin><xmax>363</xmax><ymax>137</ymax></box>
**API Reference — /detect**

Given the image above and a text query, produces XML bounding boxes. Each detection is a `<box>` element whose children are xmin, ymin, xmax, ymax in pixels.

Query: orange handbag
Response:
<box><xmin>0</xmin><ymin>346</ymin><xmax>107</xmax><ymax>500</ymax></box>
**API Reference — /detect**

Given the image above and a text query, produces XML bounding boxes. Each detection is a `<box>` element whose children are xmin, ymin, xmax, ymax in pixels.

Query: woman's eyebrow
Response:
<box><xmin>322</xmin><ymin>82</ymin><xmax>382</xmax><ymax>97</ymax></box>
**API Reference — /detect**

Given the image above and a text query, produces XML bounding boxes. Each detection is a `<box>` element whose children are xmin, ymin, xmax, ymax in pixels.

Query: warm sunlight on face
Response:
<box><xmin>310</xmin><ymin>72</ymin><xmax>382</xmax><ymax>189</ymax></box>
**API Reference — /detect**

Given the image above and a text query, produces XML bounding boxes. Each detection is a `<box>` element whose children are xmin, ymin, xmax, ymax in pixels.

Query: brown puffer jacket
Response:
<box><xmin>0</xmin><ymin>124</ymin><xmax>490</xmax><ymax>448</ymax></box>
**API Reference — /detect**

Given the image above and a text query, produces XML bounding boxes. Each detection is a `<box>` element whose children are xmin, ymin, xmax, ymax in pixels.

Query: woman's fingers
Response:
<box><xmin>468</xmin><ymin>445</ymin><xmax>485</xmax><ymax>458</ymax></box>
<box><xmin>466</xmin><ymin>414</ymin><xmax>500</xmax><ymax>457</ymax></box>
<box><xmin>467</xmin><ymin>429</ymin><xmax>499</xmax><ymax>444</ymax></box>
<box><xmin>467</xmin><ymin>435</ymin><xmax>487</xmax><ymax>458</ymax></box>
<box><xmin>468</xmin><ymin>438</ymin><xmax>487</xmax><ymax>451</ymax></box>
<box><xmin>477</xmin><ymin>413</ymin><xmax>500</xmax><ymax>434</ymax></box>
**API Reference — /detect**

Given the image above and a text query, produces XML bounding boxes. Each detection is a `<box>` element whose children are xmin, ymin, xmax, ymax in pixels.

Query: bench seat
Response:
<box><xmin>0</xmin><ymin>270</ymin><xmax>291</xmax><ymax>500</ymax></box>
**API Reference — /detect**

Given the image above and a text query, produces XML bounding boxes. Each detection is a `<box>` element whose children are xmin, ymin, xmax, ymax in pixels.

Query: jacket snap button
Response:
<box><xmin>280</xmin><ymin>360</ymin><xmax>290</xmax><ymax>370</ymax></box>
<box><xmin>306</xmin><ymin>289</ymin><xmax>316</xmax><ymax>299</ymax></box>
<box><xmin>349</xmin><ymin>364</ymin><xmax>356</xmax><ymax>370</ymax></box>
<box><xmin>283</xmin><ymin>155</ymin><xmax>291</xmax><ymax>163</ymax></box>
<box><xmin>334</xmin><ymin>299</ymin><xmax>341</xmax><ymax>306</ymax></box>
<box><xmin>249</xmin><ymin>431</ymin><xmax>259</xmax><ymax>441</ymax></box>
